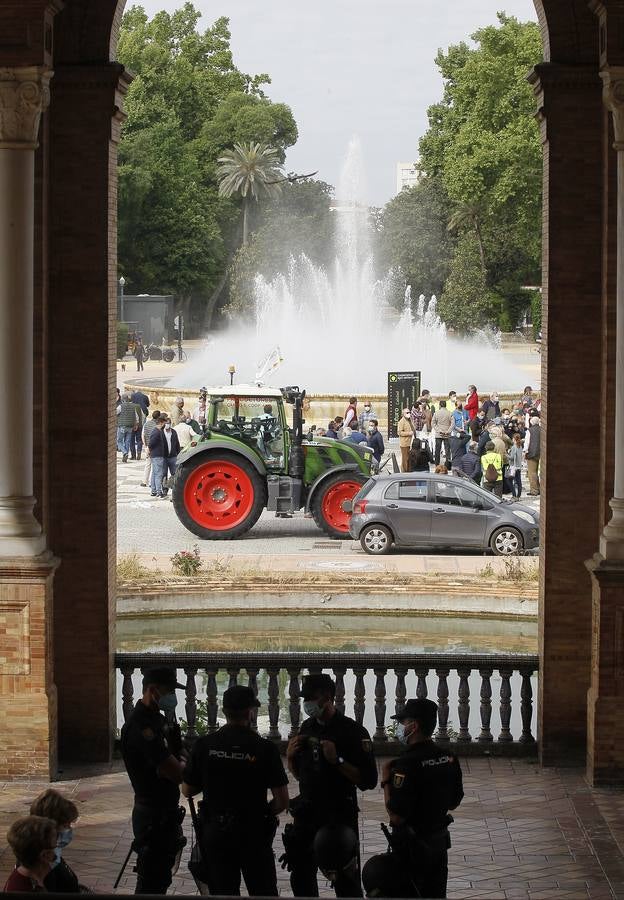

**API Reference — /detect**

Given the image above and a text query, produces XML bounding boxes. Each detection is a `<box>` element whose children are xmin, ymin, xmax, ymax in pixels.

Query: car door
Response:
<box><xmin>430</xmin><ymin>480</ymin><xmax>488</xmax><ymax>547</ymax></box>
<box><xmin>382</xmin><ymin>479</ymin><xmax>432</xmax><ymax>545</ymax></box>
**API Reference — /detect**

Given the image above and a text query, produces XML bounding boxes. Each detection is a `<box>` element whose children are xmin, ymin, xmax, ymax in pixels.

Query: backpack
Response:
<box><xmin>485</xmin><ymin>462</ymin><xmax>499</xmax><ymax>483</ymax></box>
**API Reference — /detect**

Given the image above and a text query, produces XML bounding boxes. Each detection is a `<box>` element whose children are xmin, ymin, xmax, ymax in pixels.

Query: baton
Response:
<box><xmin>113</xmin><ymin>840</ymin><xmax>136</xmax><ymax>889</ymax></box>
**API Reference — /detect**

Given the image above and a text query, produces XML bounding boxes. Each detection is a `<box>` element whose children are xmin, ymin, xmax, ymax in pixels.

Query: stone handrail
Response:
<box><xmin>115</xmin><ymin>651</ymin><xmax>538</xmax><ymax>754</ymax></box>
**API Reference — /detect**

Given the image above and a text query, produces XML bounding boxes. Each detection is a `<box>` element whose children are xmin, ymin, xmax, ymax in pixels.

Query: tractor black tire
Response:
<box><xmin>310</xmin><ymin>471</ymin><xmax>368</xmax><ymax>539</ymax></box>
<box><xmin>172</xmin><ymin>451</ymin><xmax>267</xmax><ymax>540</ymax></box>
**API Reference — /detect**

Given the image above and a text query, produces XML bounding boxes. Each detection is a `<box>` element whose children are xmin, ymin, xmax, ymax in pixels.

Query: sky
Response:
<box><xmin>128</xmin><ymin>0</ymin><xmax>538</xmax><ymax>206</ymax></box>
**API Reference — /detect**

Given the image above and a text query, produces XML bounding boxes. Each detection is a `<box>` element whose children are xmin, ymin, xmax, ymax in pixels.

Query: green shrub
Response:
<box><xmin>117</xmin><ymin>322</ymin><xmax>129</xmax><ymax>360</ymax></box>
<box><xmin>171</xmin><ymin>545</ymin><xmax>203</xmax><ymax>577</ymax></box>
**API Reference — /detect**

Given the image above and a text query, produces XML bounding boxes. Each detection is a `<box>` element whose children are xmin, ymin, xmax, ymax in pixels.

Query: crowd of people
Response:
<box><xmin>116</xmin><ymin>390</ymin><xmax>206</xmax><ymax>500</ymax></box>
<box><xmin>115</xmin><ymin>385</ymin><xmax>541</xmax><ymax>501</ymax></box>
<box><xmin>393</xmin><ymin>385</ymin><xmax>542</xmax><ymax>498</ymax></box>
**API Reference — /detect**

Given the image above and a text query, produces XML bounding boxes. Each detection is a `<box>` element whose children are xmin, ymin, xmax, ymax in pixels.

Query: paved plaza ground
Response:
<box><xmin>2</xmin><ymin>758</ymin><xmax>624</xmax><ymax>898</ymax></box>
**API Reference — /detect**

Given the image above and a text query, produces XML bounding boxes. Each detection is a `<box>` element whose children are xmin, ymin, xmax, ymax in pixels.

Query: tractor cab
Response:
<box><xmin>205</xmin><ymin>385</ymin><xmax>288</xmax><ymax>469</ymax></box>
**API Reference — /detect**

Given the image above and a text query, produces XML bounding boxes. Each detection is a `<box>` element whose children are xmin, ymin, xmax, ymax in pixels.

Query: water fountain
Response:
<box><xmin>135</xmin><ymin>139</ymin><xmax>534</xmax><ymax>423</ymax></box>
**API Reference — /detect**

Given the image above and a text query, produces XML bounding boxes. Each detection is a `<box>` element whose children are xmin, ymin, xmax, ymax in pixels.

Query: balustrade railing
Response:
<box><xmin>115</xmin><ymin>652</ymin><xmax>538</xmax><ymax>754</ymax></box>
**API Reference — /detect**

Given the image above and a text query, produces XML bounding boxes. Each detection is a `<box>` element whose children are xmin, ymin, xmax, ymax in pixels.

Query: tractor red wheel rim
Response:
<box><xmin>321</xmin><ymin>480</ymin><xmax>362</xmax><ymax>533</ymax></box>
<box><xmin>184</xmin><ymin>460</ymin><xmax>255</xmax><ymax>530</ymax></box>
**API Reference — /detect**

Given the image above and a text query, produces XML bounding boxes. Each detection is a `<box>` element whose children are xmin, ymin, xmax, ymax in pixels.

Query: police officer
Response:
<box><xmin>381</xmin><ymin>698</ymin><xmax>464</xmax><ymax>899</ymax></box>
<box><xmin>181</xmin><ymin>685</ymin><xmax>289</xmax><ymax>897</ymax></box>
<box><xmin>285</xmin><ymin>673</ymin><xmax>378</xmax><ymax>898</ymax></box>
<box><xmin>120</xmin><ymin>667</ymin><xmax>187</xmax><ymax>894</ymax></box>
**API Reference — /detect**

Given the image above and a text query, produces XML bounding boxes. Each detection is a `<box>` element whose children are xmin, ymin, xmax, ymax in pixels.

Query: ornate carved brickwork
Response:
<box><xmin>0</xmin><ymin>66</ymin><xmax>51</xmax><ymax>147</ymax></box>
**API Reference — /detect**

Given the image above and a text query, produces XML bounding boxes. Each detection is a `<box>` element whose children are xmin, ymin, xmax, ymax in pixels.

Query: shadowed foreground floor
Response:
<box><xmin>1</xmin><ymin>757</ymin><xmax>624</xmax><ymax>898</ymax></box>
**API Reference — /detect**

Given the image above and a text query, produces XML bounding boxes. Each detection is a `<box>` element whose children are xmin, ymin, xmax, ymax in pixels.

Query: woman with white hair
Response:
<box><xmin>170</xmin><ymin>396</ymin><xmax>187</xmax><ymax>426</ymax></box>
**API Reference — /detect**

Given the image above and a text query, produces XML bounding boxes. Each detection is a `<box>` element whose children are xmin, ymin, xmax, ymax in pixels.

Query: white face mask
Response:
<box><xmin>396</xmin><ymin>722</ymin><xmax>412</xmax><ymax>745</ymax></box>
<box><xmin>403</xmin><ymin>412</ymin><xmax>410</xmax><ymax>419</ymax></box>
<box><xmin>303</xmin><ymin>700</ymin><xmax>323</xmax><ymax>720</ymax></box>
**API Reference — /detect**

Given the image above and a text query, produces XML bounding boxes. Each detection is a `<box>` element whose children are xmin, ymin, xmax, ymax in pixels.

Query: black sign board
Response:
<box><xmin>387</xmin><ymin>371</ymin><xmax>422</xmax><ymax>438</ymax></box>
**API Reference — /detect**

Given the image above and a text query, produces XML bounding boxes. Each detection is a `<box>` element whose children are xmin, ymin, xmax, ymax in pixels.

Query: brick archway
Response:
<box><xmin>0</xmin><ymin>0</ymin><xmax>620</xmax><ymax>781</ymax></box>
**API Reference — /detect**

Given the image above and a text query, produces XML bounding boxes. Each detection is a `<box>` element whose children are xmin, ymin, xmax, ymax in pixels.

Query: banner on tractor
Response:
<box><xmin>387</xmin><ymin>371</ymin><xmax>421</xmax><ymax>438</ymax></box>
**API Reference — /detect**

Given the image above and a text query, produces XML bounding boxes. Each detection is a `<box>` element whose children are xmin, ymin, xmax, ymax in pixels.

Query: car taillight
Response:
<box><xmin>353</xmin><ymin>500</ymin><xmax>368</xmax><ymax>514</ymax></box>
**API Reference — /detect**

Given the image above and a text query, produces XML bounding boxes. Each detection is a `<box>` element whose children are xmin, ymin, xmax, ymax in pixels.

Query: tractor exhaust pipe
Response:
<box><xmin>281</xmin><ymin>386</ymin><xmax>306</xmax><ymax>479</ymax></box>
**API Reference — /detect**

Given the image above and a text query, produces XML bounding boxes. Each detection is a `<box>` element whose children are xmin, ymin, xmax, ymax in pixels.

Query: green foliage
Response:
<box><xmin>530</xmin><ymin>289</ymin><xmax>542</xmax><ymax>335</ymax></box>
<box><xmin>417</xmin><ymin>14</ymin><xmax>542</xmax><ymax>329</ymax></box>
<box><xmin>439</xmin><ymin>232</ymin><xmax>500</xmax><ymax>332</ymax></box>
<box><xmin>171</xmin><ymin>545</ymin><xmax>203</xmax><ymax>576</ymax></box>
<box><xmin>117</xmin><ymin>322</ymin><xmax>129</xmax><ymax>359</ymax></box>
<box><xmin>378</xmin><ymin>176</ymin><xmax>454</xmax><ymax>297</ymax></box>
<box><xmin>116</xmin><ymin>4</ymin><xmax>297</xmax><ymax>329</ymax></box>
<box><xmin>227</xmin><ymin>179</ymin><xmax>335</xmax><ymax>318</ymax></box>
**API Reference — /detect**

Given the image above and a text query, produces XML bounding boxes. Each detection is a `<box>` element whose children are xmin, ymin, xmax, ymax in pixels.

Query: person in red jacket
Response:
<box><xmin>465</xmin><ymin>385</ymin><xmax>479</xmax><ymax>421</ymax></box>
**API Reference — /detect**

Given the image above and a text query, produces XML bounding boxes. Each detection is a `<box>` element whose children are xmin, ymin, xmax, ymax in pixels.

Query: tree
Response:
<box><xmin>377</xmin><ymin>176</ymin><xmax>454</xmax><ymax>298</ymax></box>
<box><xmin>418</xmin><ymin>14</ymin><xmax>542</xmax><ymax>328</ymax></box>
<box><xmin>217</xmin><ymin>142</ymin><xmax>284</xmax><ymax>246</ymax></box>
<box><xmin>438</xmin><ymin>232</ymin><xmax>500</xmax><ymax>332</ymax></box>
<box><xmin>226</xmin><ymin>178</ymin><xmax>335</xmax><ymax>318</ymax></box>
<box><xmin>116</xmin><ymin>4</ymin><xmax>298</xmax><ymax>330</ymax></box>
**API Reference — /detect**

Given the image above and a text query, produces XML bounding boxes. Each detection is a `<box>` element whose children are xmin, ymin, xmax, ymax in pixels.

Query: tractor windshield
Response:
<box><xmin>211</xmin><ymin>396</ymin><xmax>285</xmax><ymax>467</ymax></box>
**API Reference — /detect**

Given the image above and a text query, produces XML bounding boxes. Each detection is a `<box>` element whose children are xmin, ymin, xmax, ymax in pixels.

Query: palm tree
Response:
<box><xmin>217</xmin><ymin>142</ymin><xmax>284</xmax><ymax>246</ymax></box>
<box><xmin>448</xmin><ymin>201</ymin><xmax>487</xmax><ymax>276</ymax></box>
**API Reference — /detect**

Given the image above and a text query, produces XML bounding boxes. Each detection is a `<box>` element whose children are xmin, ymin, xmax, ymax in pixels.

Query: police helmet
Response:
<box><xmin>362</xmin><ymin>852</ymin><xmax>413</xmax><ymax>898</ymax></box>
<box><xmin>313</xmin><ymin>824</ymin><xmax>358</xmax><ymax>882</ymax></box>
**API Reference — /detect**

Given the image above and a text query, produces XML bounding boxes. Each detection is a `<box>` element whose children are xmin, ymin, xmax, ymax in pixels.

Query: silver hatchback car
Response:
<box><xmin>349</xmin><ymin>472</ymin><xmax>539</xmax><ymax>555</ymax></box>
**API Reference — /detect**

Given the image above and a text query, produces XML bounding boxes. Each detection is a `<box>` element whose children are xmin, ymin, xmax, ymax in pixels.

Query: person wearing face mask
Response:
<box><xmin>29</xmin><ymin>790</ymin><xmax>86</xmax><ymax>893</ymax></box>
<box><xmin>4</xmin><ymin>815</ymin><xmax>58</xmax><ymax>892</ymax></box>
<box><xmin>284</xmin><ymin>674</ymin><xmax>378</xmax><ymax>898</ymax></box>
<box><xmin>381</xmin><ymin>699</ymin><xmax>463</xmax><ymax>899</ymax></box>
<box><xmin>359</xmin><ymin>402</ymin><xmax>375</xmax><ymax>432</ymax></box>
<box><xmin>181</xmin><ymin>685</ymin><xmax>289</xmax><ymax>896</ymax></box>
<box><xmin>366</xmin><ymin>418</ymin><xmax>385</xmax><ymax>463</ymax></box>
<box><xmin>148</xmin><ymin>415</ymin><xmax>180</xmax><ymax>499</ymax></box>
<box><xmin>397</xmin><ymin>408</ymin><xmax>415</xmax><ymax>472</ymax></box>
<box><xmin>120</xmin><ymin>667</ymin><xmax>187</xmax><ymax>894</ymax></box>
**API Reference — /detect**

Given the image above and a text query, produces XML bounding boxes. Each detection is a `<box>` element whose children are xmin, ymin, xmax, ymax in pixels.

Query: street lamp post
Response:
<box><xmin>119</xmin><ymin>275</ymin><xmax>126</xmax><ymax>323</ymax></box>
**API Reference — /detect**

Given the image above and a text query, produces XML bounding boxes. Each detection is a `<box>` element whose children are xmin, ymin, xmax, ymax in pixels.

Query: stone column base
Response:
<box><xmin>0</xmin><ymin>552</ymin><xmax>59</xmax><ymax>778</ymax></box>
<box><xmin>585</xmin><ymin>554</ymin><xmax>624</xmax><ymax>786</ymax></box>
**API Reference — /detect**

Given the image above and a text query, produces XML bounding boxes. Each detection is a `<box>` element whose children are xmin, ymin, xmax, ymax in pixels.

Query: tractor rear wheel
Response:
<box><xmin>311</xmin><ymin>471</ymin><xmax>367</xmax><ymax>539</ymax></box>
<box><xmin>173</xmin><ymin>452</ymin><xmax>267</xmax><ymax>540</ymax></box>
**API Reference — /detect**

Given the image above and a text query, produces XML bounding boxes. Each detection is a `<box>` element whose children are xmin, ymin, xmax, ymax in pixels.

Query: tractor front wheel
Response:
<box><xmin>172</xmin><ymin>452</ymin><xmax>267</xmax><ymax>540</ymax></box>
<box><xmin>311</xmin><ymin>472</ymin><xmax>367</xmax><ymax>539</ymax></box>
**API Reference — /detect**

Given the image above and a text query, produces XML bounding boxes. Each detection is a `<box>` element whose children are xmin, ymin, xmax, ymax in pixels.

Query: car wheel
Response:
<box><xmin>490</xmin><ymin>526</ymin><xmax>523</xmax><ymax>556</ymax></box>
<box><xmin>360</xmin><ymin>524</ymin><xmax>392</xmax><ymax>555</ymax></box>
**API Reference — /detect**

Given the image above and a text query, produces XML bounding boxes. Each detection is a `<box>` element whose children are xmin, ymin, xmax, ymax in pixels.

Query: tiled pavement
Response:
<box><xmin>2</xmin><ymin>757</ymin><xmax>624</xmax><ymax>898</ymax></box>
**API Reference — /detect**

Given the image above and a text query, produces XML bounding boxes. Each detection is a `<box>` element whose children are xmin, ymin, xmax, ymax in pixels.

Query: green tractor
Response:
<box><xmin>172</xmin><ymin>384</ymin><xmax>376</xmax><ymax>540</ymax></box>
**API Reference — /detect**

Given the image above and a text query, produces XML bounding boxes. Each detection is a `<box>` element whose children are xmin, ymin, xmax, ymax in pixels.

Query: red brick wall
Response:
<box><xmin>46</xmin><ymin>63</ymin><xmax>127</xmax><ymax>763</ymax></box>
<box><xmin>531</xmin><ymin>62</ymin><xmax>605</xmax><ymax>765</ymax></box>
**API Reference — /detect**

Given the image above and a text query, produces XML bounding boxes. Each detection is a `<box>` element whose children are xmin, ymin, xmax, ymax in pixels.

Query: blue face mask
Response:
<box><xmin>396</xmin><ymin>722</ymin><xmax>412</xmax><ymax>745</ymax></box>
<box><xmin>303</xmin><ymin>700</ymin><xmax>322</xmax><ymax>720</ymax></box>
<box><xmin>50</xmin><ymin>847</ymin><xmax>62</xmax><ymax>869</ymax></box>
<box><xmin>158</xmin><ymin>691</ymin><xmax>178</xmax><ymax>713</ymax></box>
<box><xmin>57</xmin><ymin>829</ymin><xmax>73</xmax><ymax>849</ymax></box>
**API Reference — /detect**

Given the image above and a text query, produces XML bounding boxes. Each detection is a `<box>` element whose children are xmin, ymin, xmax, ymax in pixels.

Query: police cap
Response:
<box><xmin>391</xmin><ymin>698</ymin><xmax>438</xmax><ymax>734</ymax></box>
<box><xmin>143</xmin><ymin>667</ymin><xmax>185</xmax><ymax>690</ymax></box>
<box><xmin>223</xmin><ymin>684</ymin><xmax>260</xmax><ymax>711</ymax></box>
<box><xmin>300</xmin><ymin>673</ymin><xmax>336</xmax><ymax>699</ymax></box>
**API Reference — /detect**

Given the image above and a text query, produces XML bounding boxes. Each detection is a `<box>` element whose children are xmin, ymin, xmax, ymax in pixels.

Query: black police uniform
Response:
<box><xmin>385</xmin><ymin>740</ymin><xmax>464</xmax><ymax>899</ymax></box>
<box><xmin>288</xmin><ymin>711</ymin><xmax>378</xmax><ymax>898</ymax></box>
<box><xmin>184</xmin><ymin>723</ymin><xmax>288</xmax><ymax>897</ymax></box>
<box><xmin>120</xmin><ymin>700</ymin><xmax>185</xmax><ymax>894</ymax></box>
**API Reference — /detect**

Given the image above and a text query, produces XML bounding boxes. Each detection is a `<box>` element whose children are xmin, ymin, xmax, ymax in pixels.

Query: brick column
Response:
<box><xmin>529</xmin><ymin>64</ymin><xmax>604</xmax><ymax>766</ymax></box>
<box><xmin>585</xmin><ymin>65</ymin><xmax>624</xmax><ymax>786</ymax></box>
<box><xmin>47</xmin><ymin>63</ymin><xmax>129</xmax><ymax>763</ymax></box>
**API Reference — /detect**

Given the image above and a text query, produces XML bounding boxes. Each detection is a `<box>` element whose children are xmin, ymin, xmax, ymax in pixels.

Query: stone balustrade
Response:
<box><xmin>115</xmin><ymin>651</ymin><xmax>538</xmax><ymax>754</ymax></box>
